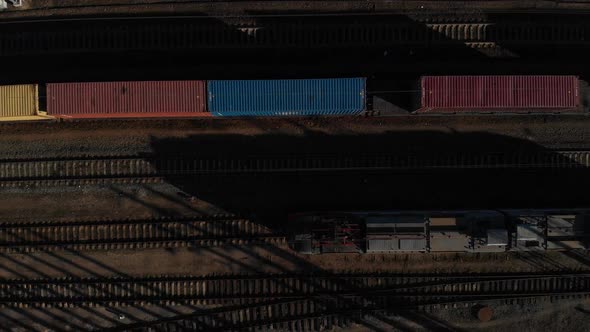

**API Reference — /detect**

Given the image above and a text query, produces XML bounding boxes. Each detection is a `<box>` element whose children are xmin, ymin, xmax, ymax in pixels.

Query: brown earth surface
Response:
<box><xmin>0</xmin><ymin>115</ymin><xmax>587</xmax><ymax>159</ymax></box>
<box><xmin>1</xmin><ymin>246</ymin><xmax>588</xmax><ymax>279</ymax></box>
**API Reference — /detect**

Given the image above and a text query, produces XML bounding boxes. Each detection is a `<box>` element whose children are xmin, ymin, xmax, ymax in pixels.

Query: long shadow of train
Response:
<box><xmin>149</xmin><ymin>128</ymin><xmax>590</xmax><ymax>229</ymax></box>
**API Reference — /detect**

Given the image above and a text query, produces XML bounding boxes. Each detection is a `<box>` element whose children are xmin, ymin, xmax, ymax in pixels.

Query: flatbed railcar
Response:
<box><xmin>288</xmin><ymin>209</ymin><xmax>590</xmax><ymax>254</ymax></box>
<box><xmin>0</xmin><ymin>75</ymin><xmax>582</xmax><ymax>121</ymax></box>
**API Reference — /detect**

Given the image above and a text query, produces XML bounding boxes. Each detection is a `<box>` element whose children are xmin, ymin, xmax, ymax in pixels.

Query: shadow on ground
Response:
<box><xmin>150</xmin><ymin>128</ymin><xmax>590</xmax><ymax>222</ymax></box>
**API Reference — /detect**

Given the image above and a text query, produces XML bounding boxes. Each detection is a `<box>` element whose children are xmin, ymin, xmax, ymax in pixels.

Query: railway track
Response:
<box><xmin>0</xmin><ymin>151</ymin><xmax>588</xmax><ymax>182</ymax></box>
<box><xmin>107</xmin><ymin>298</ymin><xmax>359</xmax><ymax>332</ymax></box>
<box><xmin>2</xmin><ymin>272</ymin><xmax>589</xmax><ymax>308</ymax></box>
<box><xmin>0</xmin><ymin>177</ymin><xmax>167</xmax><ymax>188</ymax></box>
<box><xmin>2</xmin><ymin>17</ymin><xmax>590</xmax><ymax>56</ymax></box>
<box><xmin>0</xmin><ymin>216</ymin><xmax>284</xmax><ymax>252</ymax></box>
<box><xmin>122</xmin><ymin>294</ymin><xmax>575</xmax><ymax>332</ymax></box>
<box><xmin>112</xmin><ymin>299</ymin><xmax>361</xmax><ymax>332</ymax></box>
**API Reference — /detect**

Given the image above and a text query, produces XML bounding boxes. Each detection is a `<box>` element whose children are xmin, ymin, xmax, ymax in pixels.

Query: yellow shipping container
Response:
<box><xmin>0</xmin><ymin>84</ymin><xmax>38</xmax><ymax>117</ymax></box>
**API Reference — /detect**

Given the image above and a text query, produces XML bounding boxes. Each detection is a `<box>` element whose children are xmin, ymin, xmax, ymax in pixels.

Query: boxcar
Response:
<box><xmin>418</xmin><ymin>75</ymin><xmax>580</xmax><ymax>113</ymax></box>
<box><xmin>47</xmin><ymin>81</ymin><xmax>208</xmax><ymax>118</ymax></box>
<box><xmin>0</xmin><ymin>84</ymin><xmax>40</xmax><ymax>118</ymax></box>
<box><xmin>207</xmin><ymin>78</ymin><xmax>366</xmax><ymax>116</ymax></box>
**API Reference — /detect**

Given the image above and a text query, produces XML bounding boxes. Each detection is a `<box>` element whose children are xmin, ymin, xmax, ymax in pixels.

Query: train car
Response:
<box><xmin>509</xmin><ymin>211</ymin><xmax>590</xmax><ymax>250</ymax></box>
<box><xmin>416</xmin><ymin>75</ymin><xmax>580</xmax><ymax>114</ymax></box>
<box><xmin>365</xmin><ymin>215</ymin><xmax>428</xmax><ymax>252</ymax></box>
<box><xmin>428</xmin><ymin>211</ymin><xmax>508</xmax><ymax>253</ymax></box>
<box><xmin>207</xmin><ymin>78</ymin><xmax>366</xmax><ymax>117</ymax></box>
<box><xmin>290</xmin><ymin>213</ymin><xmax>365</xmax><ymax>254</ymax></box>
<box><xmin>289</xmin><ymin>209</ymin><xmax>590</xmax><ymax>254</ymax></box>
<box><xmin>47</xmin><ymin>81</ymin><xmax>209</xmax><ymax>119</ymax></box>
<box><xmin>3</xmin><ymin>75</ymin><xmax>584</xmax><ymax>121</ymax></box>
<box><xmin>0</xmin><ymin>84</ymin><xmax>50</xmax><ymax>121</ymax></box>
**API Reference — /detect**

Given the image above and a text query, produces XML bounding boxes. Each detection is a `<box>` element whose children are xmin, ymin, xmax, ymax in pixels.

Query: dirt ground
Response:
<box><xmin>0</xmin><ymin>115</ymin><xmax>587</xmax><ymax>159</ymax></box>
<box><xmin>0</xmin><ymin>183</ymin><xmax>225</xmax><ymax>221</ymax></box>
<box><xmin>1</xmin><ymin>246</ymin><xmax>589</xmax><ymax>280</ymax></box>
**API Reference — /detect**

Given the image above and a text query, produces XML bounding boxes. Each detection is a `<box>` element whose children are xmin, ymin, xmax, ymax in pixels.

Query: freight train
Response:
<box><xmin>0</xmin><ymin>75</ymin><xmax>581</xmax><ymax>121</ymax></box>
<box><xmin>288</xmin><ymin>209</ymin><xmax>590</xmax><ymax>254</ymax></box>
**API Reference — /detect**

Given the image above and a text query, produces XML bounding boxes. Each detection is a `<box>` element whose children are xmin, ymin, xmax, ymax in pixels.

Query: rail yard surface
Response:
<box><xmin>1</xmin><ymin>1</ymin><xmax>590</xmax><ymax>331</ymax></box>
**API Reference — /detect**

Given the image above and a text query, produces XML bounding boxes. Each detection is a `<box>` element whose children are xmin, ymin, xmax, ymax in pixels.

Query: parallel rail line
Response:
<box><xmin>122</xmin><ymin>295</ymin><xmax>580</xmax><ymax>332</ymax></box>
<box><xmin>2</xmin><ymin>273</ymin><xmax>589</xmax><ymax>308</ymax></box>
<box><xmin>109</xmin><ymin>298</ymin><xmax>358</xmax><ymax>332</ymax></box>
<box><xmin>0</xmin><ymin>177</ymin><xmax>167</xmax><ymax>188</ymax></box>
<box><xmin>3</xmin><ymin>19</ymin><xmax>590</xmax><ymax>56</ymax></box>
<box><xmin>0</xmin><ymin>216</ymin><xmax>285</xmax><ymax>252</ymax></box>
<box><xmin>113</xmin><ymin>300</ymin><xmax>361</xmax><ymax>332</ymax></box>
<box><xmin>0</xmin><ymin>151</ymin><xmax>589</xmax><ymax>182</ymax></box>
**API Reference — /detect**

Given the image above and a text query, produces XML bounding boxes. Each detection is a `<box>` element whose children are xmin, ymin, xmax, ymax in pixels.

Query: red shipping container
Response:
<box><xmin>47</xmin><ymin>81</ymin><xmax>209</xmax><ymax>118</ymax></box>
<box><xmin>419</xmin><ymin>75</ymin><xmax>579</xmax><ymax>113</ymax></box>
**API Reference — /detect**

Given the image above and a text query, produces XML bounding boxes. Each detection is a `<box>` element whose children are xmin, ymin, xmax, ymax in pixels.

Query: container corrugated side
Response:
<box><xmin>47</xmin><ymin>81</ymin><xmax>208</xmax><ymax>118</ymax></box>
<box><xmin>420</xmin><ymin>75</ymin><xmax>579</xmax><ymax>112</ymax></box>
<box><xmin>0</xmin><ymin>84</ymin><xmax>38</xmax><ymax>117</ymax></box>
<box><xmin>208</xmin><ymin>78</ymin><xmax>366</xmax><ymax>116</ymax></box>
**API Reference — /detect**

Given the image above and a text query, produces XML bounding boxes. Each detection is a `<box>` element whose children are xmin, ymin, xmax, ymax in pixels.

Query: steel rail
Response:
<box><xmin>0</xmin><ymin>151</ymin><xmax>588</xmax><ymax>182</ymax></box>
<box><xmin>0</xmin><ymin>216</ymin><xmax>283</xmax><ymax>252</ymax></box>
<box><xmin>1</xmin><ymin>273</ymin><xmax>589</xmax><ymax>308</ymax></box>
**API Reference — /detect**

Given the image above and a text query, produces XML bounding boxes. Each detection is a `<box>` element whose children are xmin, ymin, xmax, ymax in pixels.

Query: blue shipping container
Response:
<box><xmin>208</xmin><ymin>78</ymin><xmax>366</xmax><ymax>116</ymax></box>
